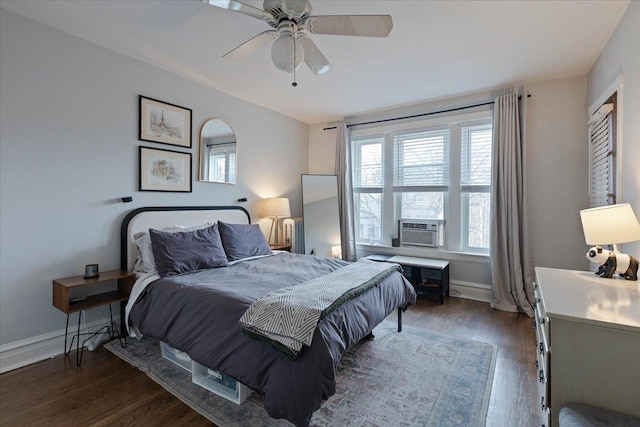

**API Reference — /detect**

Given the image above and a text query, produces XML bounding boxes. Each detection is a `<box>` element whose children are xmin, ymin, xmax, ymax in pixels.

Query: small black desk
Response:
<box><xmin>368</xmin><ymin>254</ymin><xmax>450</xmax><ymax>304</ymax></box>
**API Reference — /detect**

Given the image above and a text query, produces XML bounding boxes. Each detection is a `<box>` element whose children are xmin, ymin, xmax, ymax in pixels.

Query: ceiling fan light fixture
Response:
<box><xmin>271</xmin><ymin>29</ymin><xmax>304</xmax><ymax>73</ymax></box>
<box><xmin>207</xmin><ymin>0</ymin><xmax>393</xmax><ymax>77</ymax></box>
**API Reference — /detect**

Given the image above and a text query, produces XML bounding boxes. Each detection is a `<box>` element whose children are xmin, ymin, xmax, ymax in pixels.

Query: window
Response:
<box><xmin>393</xmin><ymin>128</ymin><xmax>449</xmax><ymax>221</ymax></box>
<box><xmin>352</xmin><ymin>111</ymin><xmax>493</xmax><ymax>253</ymax></box>
<box><xmin>206</xmin><ymin>142</ymin><xmax>236</xmax><ymax>183</ymax></box>
<box><xmin>588</xmin><ymin>92</ymin><xmax>616</xmax><ymax>207</ymax></box>
<box><xmin>461</xmin><ymin>124</ymin><xmax>492</xmax><ymax>250</ymax></box>
<box><xmin>353</xmin><ymin>135</ymin><xmax>383</xmax><ymax>242</ymax></box>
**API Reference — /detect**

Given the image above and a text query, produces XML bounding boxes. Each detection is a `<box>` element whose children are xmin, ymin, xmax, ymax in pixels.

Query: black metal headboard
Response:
<box><xmin>120</xmin><ymin>206</ymin><xmax>250</xmax><ymax>271</ymax></box>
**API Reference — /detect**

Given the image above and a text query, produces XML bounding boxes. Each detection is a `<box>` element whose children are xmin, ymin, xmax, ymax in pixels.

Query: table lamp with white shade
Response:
<box><xmin>579</xmin><ymin>203</ymin><xmax>640</xmax><ymax>280</ymax></box>
<box><xmin>331</xmin><ymin>245</ymin><xmax>342</xmax><ymax>259</ymax></box>
<box><xmin>260</xmin><ymin>197</ymin><xmax>291</xmax><ymax>245</ymax></box>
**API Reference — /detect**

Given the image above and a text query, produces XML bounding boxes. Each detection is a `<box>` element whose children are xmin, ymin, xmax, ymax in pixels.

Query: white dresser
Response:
<box><xmin>533</xmin><ymin>267</ymin><xmax>640</xmax><ymax>427</ymax></box>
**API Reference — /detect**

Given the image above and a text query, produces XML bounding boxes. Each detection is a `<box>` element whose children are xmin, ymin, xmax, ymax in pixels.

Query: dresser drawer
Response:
<box><xmin>541</xmin><ymin>405</ymin><xmax>551</xmax><ymax>427</ymax></box>
<box><xmin>535</xmin><ymin>342</ymin><xmax>550</xmax><ymax>415</ymax></box>
<box><xmin>533</xmin><ymin>283</ymin><xmax>550</xmax><ymax>354</ymax></box>
<box><xmin>533</xmin><ymin>281</ymin><xmax>551</xmax><ymax>422</ymax></box>
<box><xmin>536</xmin><ymin>360</ymin><xmax>549</xmax><ymax>403</ymax></box>
<box><xmin>534</xmin><ymin>311</ymin><xmax>549</xmax><ymax>362</ymax></box>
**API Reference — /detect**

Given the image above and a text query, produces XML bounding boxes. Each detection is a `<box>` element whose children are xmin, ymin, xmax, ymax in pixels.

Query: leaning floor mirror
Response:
<box><xmin>302</xmin><ymin>174</ymin><xmax>341</xmax><ymax>258</ymax></box>
<box><xmin>199</xmin><ymin>119</ymin><xmax>236</xmax><ymax>184</ymax></box>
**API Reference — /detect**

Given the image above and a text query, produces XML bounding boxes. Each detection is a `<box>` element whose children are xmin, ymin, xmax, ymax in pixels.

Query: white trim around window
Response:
<box><xmin>588</xmin><ymin>74</ymin><xmax>624</xmax><ymax>203</ymax></box>
<box><xmin>351</xmin><ymin>109</ymin><xmax>492</xmax><ymax>256</ymax></box>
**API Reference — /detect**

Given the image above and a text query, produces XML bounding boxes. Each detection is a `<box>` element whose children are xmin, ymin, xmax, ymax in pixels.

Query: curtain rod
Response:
<box><xmin>323</xmin><ymin>93</ymin><xmax>531</xmax><ymax>131</ymax></box>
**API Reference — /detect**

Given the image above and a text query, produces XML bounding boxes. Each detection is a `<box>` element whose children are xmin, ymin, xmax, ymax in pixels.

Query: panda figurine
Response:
<box><xmin>586</xmin><ymin>246</ymin><xmax>639</xmax><ymax>281</ymax></box>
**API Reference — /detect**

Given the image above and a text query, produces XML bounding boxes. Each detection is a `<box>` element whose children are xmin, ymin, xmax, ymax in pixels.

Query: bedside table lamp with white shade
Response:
<box><xmin>579</xmin><ymin>203</ymin><xmax>640</xmax><ymax>280</ymax></box>
<box><xmin>261</xmin><ymin>197</ymin><xmax>291</xmax><ymax>246</ymax></box>
<box><xmin>331</xmin><ymin>245</ymin><xmax>342</xmax><ymax>259</ymax></box>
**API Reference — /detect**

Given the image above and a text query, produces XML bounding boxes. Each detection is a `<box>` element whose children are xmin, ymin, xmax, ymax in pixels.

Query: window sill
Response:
<box><xmin>356</xmin><ymin>243</ymin><xmax>490</xmax><ymax>264</ymax></box>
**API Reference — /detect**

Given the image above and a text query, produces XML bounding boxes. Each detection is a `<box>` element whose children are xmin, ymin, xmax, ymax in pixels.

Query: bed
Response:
<box><xmin>120</xmin><ymin>206</ymin><xmax>416</xmax><ymax>426</ymax></box>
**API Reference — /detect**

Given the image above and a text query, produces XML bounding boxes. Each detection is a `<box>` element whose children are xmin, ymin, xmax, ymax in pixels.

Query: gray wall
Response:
<box><xmin>525</xmin><ymin>76</ymin><xmax>590</xmax><ymax>271</ymax></box>
<box><xmin>0</xmin><ymin>10</ymin><xmax>308</xmax><ymax>348</ymax></box>
<box><xmin>587</xmin><ymin>1</ymin><xmax>640</xmax><ymax>258</ymax></box>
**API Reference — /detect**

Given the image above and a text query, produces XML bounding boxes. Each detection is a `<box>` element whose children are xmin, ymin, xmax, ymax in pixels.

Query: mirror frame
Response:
<box><xmin>198</xmin><ymin>118</ymin><xmax>237</xmax><ymax>184</ymax></box>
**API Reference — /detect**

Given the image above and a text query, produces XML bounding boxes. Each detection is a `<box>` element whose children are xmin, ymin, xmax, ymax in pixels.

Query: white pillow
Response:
<box><xmin>133</xmin><ymin>232</ymin><xmax>156</xmax><ymax>274</ymax></box>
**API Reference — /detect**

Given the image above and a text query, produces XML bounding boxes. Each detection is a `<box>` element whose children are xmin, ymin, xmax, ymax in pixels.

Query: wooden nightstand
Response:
<box><xmin>53</xmin><ymin>269</ymin><xmax>135</xmax><ymax>365</ymax></box>
<box><xmin>270</xmin><ymin>244</ymin><xmax>291</xmax><ymax>252</ymax></box>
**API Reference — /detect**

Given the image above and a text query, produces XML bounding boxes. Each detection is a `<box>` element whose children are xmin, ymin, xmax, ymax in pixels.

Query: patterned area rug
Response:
<box><xmin>105</xmin><ymin>321</ymin><xmax>496</xmax><ymax>426</ymax></box>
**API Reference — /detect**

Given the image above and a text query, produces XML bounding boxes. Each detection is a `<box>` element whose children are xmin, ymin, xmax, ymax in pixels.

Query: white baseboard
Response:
<box><xmin>0</xmin><ymin>315</ymin><xmax>118</xmax><ymax>374</ymax></box>
<box><xmin>450</xmin><ymin>280</ymin><xmax>493</xmax><ymax>303</ymax></box>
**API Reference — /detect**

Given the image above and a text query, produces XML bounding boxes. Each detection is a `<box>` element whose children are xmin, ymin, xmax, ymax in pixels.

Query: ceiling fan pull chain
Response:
<box><xmin>292</xmin><ymin>31</ymin><xmax>298</xmax><ymax>87</ymax></box>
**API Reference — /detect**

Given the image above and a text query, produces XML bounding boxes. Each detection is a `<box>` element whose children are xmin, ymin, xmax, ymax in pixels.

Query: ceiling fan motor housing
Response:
<box><xmin>263</xmin><ymin>0</ymin><xmax>311</xmax><ymax>26</ymax></box>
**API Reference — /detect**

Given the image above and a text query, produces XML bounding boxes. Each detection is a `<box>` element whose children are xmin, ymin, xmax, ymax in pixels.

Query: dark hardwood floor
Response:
<box><xmin>0</xmin><ymin>297</ymin><xmax>540</xmax><ymax>426</ymax></box>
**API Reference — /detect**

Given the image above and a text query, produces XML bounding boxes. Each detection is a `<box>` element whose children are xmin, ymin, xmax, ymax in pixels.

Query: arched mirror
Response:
<box><xmin>199</xmin><ymin>119</ymin><xmax>236</xmax><ymax>184</ymax></box>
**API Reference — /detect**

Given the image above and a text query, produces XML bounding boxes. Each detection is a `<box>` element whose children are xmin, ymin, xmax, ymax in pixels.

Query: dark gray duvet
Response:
<box><xmin>128</xmin><ymin>252</ymin><xmax>416</xmax><ymax>426</ymax></box>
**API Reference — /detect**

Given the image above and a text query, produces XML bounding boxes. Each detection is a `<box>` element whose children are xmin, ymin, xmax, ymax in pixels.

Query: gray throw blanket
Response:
<box><xmin>239</xmin><ymin>258</ymin><xmax>401</xmax><ymax>358</ymax></box>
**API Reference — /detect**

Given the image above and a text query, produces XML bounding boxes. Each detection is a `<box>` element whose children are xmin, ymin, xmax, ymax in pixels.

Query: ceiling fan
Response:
<box><xmin>203</xmin><ymin>0</ymin><xmax>393</xmax><ymax>81</ymax></box>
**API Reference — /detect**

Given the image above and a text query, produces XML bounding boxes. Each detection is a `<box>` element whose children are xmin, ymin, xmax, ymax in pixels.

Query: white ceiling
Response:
<box><xmin>1</xmin><ymin>0</ymin><xmax>629</xmax><ymax>124</ymax></box>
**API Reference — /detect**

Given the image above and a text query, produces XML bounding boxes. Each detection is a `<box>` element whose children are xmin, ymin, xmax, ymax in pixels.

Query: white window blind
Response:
<box><xmin>588</xmin><ymin>103</ymin><xmax>614</xmax><ymax>207</ymax></box>
<box><xmin>393</xmin><ymin>129</ymin><xmax>449</xmax><ymax>191</ymax></box>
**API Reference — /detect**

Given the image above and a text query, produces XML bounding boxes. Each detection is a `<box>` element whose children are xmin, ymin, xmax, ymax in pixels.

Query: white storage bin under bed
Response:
<box><xmin>160</xmin><ymin>341</ymin><xmax>251</xmax><ymax>404</ymax></box>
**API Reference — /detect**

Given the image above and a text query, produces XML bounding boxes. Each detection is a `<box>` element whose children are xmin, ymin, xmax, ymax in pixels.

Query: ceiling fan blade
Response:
<box><xmin>202</xmin><ymin>0</ymin><xmax>274</xmax><ymax>22</ymax></box>
<box><xmin>306</xmin><ymin>15</ymin><xmax>393</xmax><ymax>37</ymax></box>
<box><xmin>298</xmin><ymin>37</ymin><xmax>331</xmax><ymax>75</ymax></box>
<box><xmin>222</xmin><ymin>30</ymin><xmax>277</xmax><ymax>61</ymax></box>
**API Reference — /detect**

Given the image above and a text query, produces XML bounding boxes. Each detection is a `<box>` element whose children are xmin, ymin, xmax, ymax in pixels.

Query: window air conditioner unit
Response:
<box><xmin>399</xmin><ymin>219</ymin><xmax>444</xmax><ymax>248</ymax></box>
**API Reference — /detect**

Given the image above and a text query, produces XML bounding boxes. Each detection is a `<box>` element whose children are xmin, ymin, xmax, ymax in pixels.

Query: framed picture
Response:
<box><xmin>139</xmin><ymin>146</ymin><xmax>192</xmax><ymax>192</ymax></box>
<box><xmin>139</xmin><ymin>95</ymin><xmax>192</xmax><ymax>148</ymax></box>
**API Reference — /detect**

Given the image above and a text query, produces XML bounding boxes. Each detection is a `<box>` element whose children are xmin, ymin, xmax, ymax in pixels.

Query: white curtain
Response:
<box><xmin>335</xmin><ymin>123</ymin><xmax>357</xmax><ymax>261</ymax></box>
<box><xmin>490</xmin><ymin>91</ymin><xmax>534</xmax><ymax>317</ymax></box>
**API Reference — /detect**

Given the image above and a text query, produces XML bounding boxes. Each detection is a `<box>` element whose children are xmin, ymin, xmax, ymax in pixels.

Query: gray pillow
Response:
<box><xmin>218</xmin><ymin>221</ymin><xmax>271</xmax><ymax>261</ymax></box>
<box><xmin>149</xmin><ymin>224</ymin><xmax>229</xmax><ymax>277</ymax></box>
<box><xmin>134</xmin><ymin>223</ymin><xmax>212</xmax><ymax>274</ymax></box>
